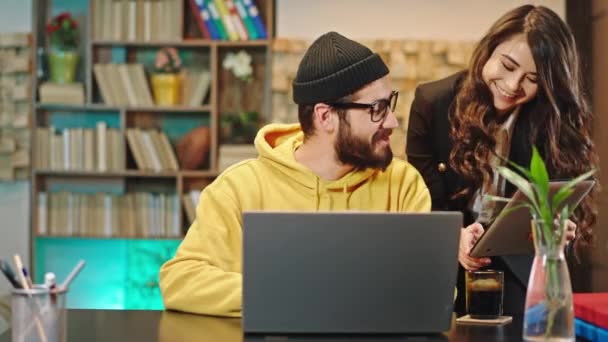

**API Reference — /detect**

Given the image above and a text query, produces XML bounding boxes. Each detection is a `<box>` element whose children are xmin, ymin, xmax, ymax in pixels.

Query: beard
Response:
<box><xmin>334</xmin><ymin>118</ymin><xmax>393</xmax><ymax>171</ymax></box>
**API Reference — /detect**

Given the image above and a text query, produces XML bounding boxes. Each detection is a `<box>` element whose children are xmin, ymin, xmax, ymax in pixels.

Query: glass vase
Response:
<box><xmin>523</xmin><ymin>219</ymin><xmax>574</xmax><ymax>342</ymax></box>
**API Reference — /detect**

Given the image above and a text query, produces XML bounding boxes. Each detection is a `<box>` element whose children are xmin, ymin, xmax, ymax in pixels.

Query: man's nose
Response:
<box><xmin>381</xmin><ymin>110</ymin><xmax>399</xmax><ymax>129</ymax></box>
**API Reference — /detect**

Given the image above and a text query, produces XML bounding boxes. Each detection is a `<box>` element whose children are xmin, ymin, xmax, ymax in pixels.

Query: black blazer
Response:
<box><xmin>406</xmin><ymin>72</ymin><xmax>536</xmax><ymax>314</ymax></box>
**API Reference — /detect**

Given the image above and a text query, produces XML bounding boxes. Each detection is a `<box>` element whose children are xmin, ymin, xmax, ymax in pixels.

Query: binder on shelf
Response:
<box><xmin>205</xmin><ymin>0</ymin><xmax>229</xmax><ymax>40</ymax></box>
<box><xmin>188</xmin><ymin>0</ymin><xmax>211</xmax><ymax>39</ymax></box>
<box><xmin>225</xmin><ymin>0</ymin><xmax>249</xmax><ymax>40</ymax></box>
<box><xmin>234</xmin><ymin>0</ymin><xmax>258</xmax><ymax>40</ymax></box>
<box><xmin>213</xmin><ymin>0</ymin><xmax>239</xmax><ymax>41</ymax></box>
<box><xmin>242</xmin><ymin>0</ymin><xmax>267</xmax><ymax>39</ymax></box>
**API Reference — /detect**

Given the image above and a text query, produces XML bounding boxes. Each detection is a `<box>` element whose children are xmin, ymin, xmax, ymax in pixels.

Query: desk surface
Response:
<box><xmin>0</xmin><ymin>309</ymin><xmax>524</xmax><ymax>341</ymax></box>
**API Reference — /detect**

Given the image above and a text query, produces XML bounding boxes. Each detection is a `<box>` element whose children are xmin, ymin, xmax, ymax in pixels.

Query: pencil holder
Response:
<box><xmin>11</xmin><ymin>286</ymin><xmax>67</xmax><ymax>342</ymax></box>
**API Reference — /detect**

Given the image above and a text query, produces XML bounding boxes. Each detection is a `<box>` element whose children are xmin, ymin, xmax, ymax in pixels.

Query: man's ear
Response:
<box><xmin>313</xmin><ymin>103</ymin><xmax>337</xmax><ymax>133</ymax></box>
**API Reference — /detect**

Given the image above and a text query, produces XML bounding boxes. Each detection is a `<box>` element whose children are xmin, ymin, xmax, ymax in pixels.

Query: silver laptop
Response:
<box><xmin>242</xmin><ymin>211</ymin><xmax>462</xmax><ymax>334</ymax></box>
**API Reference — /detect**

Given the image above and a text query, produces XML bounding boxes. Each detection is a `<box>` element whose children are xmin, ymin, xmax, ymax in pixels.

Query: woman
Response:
<box><xmin>406</xmin><ymin>5</ymin><xmax>598</xmax><ymax>315</ymax></box>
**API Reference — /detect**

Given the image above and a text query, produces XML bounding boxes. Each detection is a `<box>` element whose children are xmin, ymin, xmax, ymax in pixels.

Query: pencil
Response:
<box><xmin>13</xmin><ymin>254</ymin><xmax>48</xmax><ymax>342</ymax></box>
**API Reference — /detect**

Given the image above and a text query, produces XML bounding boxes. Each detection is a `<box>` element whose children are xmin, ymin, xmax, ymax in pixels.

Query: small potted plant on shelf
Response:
<box><xmin>221</xmin><ymin>50</ymin><xmax>261</xmax><ymax>144</ymax></box>
<box><xmin>485</xmin><ymin>147</ymin><xmax>595</xmax><ymax>341</ymax></box>
<box><xmin>151</xmin><ymin>47</ymin><xmax>183</xmax><ymax>105</ymax></box>
<box><xmin>46</xmin><ymin>11</ymin><xmax>79</xmax><ymax>84</ymax></box>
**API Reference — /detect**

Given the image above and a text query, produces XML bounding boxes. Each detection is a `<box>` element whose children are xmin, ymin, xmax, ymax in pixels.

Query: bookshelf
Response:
<box><xmin>31</xmin><ymin>0</ymin><xmax>274</xmax><ymax>309</ymax></box>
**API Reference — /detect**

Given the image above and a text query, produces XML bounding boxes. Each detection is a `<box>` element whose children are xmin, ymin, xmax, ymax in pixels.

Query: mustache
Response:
<box><xmin>373</xmin><ymin>129</ymin><xmax>393</xmax><ymax>142</ymax></box>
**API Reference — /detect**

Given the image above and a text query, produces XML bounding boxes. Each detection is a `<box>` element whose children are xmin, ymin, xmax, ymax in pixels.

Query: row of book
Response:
<box><xmin>93</xmin><ymin>0</ymin><xmax>180</xmax><ymax>42</ymax></box>
<box><xmin>35</xmin><ymin>123</ymin><xmax>125</xmax><ymax>171</ymax></box>
<box><xmin>37</xmin><ymin>191</ymin><xmax>182</xmax><ymax>238</ymax></box>
<box><xmin>126</xmin><ymin>128</ymin><xmax>180</xmax><ymax>172</ymax></box>
<box><xmin>94</xmin><ymin>63</ymin><xmax>211</xmax><ymax>107</ymax></box>
<box><xmin>189</xmin><ymin>0</ymin><xmax>268</xmax><ymax>41</ymax></box>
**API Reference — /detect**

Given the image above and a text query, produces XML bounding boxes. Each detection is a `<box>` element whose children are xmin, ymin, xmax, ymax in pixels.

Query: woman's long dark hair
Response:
<box><xmin>449</xmin><ymin>5</ymin><xmax>598</xmax><ymax>249</ymax></box>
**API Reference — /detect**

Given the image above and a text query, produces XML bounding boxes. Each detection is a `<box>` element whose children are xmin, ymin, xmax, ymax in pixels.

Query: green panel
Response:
<box><xmin>110</xmin><ymin>47</ymin><xmax>127</xmax><ymax>64</ymax></box>
<box><xmin>49</xmin><ymin>111</ymin><xmax>120</xmax><ymax>130</ymax></box>
<box><xmin>50</xmin><ymin>0</ymin><xmax>88</xmax><ymax>17</ymax></box>
<box><xmin>35</xmin><ymin>237</ymin><xmax>181</xmax><ymax>310</ymax></box>
<box><xmin>161</xmin><ymin>113</ymin><xmax>210</xmax><ymax>143</ymax></box>
<box><xmin>46</xmin><ymin>179</ymin><xmax>125</xmax><ymax>195</ymax></box>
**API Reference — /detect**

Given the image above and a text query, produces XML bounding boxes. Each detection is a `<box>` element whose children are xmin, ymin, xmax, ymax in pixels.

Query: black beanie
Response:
<box><xmin>292</xmin><ymin>32</ymin><xmax>389</xmax><ymax>105</ymax></box>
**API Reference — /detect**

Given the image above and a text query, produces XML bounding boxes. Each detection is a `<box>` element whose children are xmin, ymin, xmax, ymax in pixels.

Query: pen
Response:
<box><xmin>22</xmin><ymin>265</ymin><xmax>34</xmax><ymax>288</ymax></box>
<box><xmin>1</xmin><ymin>258</ymin><xmax>23</xmax><ymax>289</ymax></box>
<box><xmin>59</xmin><ymin>260</ymin><xmax>85</xmax><ymax>290</ymax></box>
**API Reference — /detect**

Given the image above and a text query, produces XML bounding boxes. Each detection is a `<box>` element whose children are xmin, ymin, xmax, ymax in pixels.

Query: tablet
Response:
<box><xmin>470</xmin><ymin>179</ymin><xmax>596</xmax><ymax>257</ymax></box>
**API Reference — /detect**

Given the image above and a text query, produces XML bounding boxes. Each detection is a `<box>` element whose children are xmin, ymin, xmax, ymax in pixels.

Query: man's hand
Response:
<box><xmin>459</xmin><ymin>222</ymin><xmax>492</xmax><ymax>271</ymax></box>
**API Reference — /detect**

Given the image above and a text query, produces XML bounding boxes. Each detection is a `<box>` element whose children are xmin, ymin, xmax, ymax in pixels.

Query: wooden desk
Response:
<box><xmin>0</xmin><ymin>309</ymin><xmax>524</xmax><ymax>341</ymax></box>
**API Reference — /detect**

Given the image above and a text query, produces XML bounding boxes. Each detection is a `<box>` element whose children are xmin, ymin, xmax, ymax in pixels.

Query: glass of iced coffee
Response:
<box><xmin>465</xmin><ymin>270</ymin><xmax>504</xmax><ymax>319</ymax></box>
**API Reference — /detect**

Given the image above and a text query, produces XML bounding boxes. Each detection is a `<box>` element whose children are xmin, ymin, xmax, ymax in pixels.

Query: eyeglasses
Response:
<box><xmin>328</xmin><ymin>91</ymin><xmax>399</xmax><ymax>123</ymax></box>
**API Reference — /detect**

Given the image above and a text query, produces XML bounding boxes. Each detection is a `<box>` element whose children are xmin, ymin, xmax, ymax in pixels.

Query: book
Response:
<box><xmin>574</xmin><ymin>293</ymin><xmax>608</xmax><ymax>329</ymax></box>
<box><xmin>94</xmin><ymin>64</ymin><xmax>116</xmax><ymax>105</ymax></box>
<box><xmin>188</xmin><ymin>0</ymin><xmax>211</xmax><ymax>38</ymax></box>
<box><xmin>576</xmin><ymin>318</ymin><xmax>608</xmax><ymax>342</ymax></box>
<box><xmin>199</xmin><ymin>0</ymin><xmax>221</xmax><ymax>39</ymax></box>
<box><xmin>225</xmin><ymin>0</ymin><xmax>249</xmax><ymax>40</ymax></box>
<box><xmin>213</xmin><ymin>0</ymin><xmax>238</xmax><ymax>41</ymax></box>
<box><xmin>186</xmin><ymin>69</ymin><xmax>211</xmax><ymax>106</ymax></box>
<box><xmin>242</xmin><ymin>0</ymin><xmax>267</xmax><ymax>39</ymax></box>
<box><xmin>39</xmin><ymin>82</ymin><xmax>85</xmax><ymax>105</ymax></box>
<box><xmin>205</xmin><ymin>0</ymin><xmax>229</xmax><ymax>40</ymax></box>
<box><xmin>234</xmin><ymin>0</ymin><xmax>258</xmax><ymax>40</ymax></box>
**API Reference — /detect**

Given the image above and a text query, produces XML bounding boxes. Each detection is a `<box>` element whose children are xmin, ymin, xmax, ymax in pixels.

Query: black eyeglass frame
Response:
<box><xmin>328</xmin><ymin>91</ymin><xmax>399</xmax><ymax>123</ymax></box>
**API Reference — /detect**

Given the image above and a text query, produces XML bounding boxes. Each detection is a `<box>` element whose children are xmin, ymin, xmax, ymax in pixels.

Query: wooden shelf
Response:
<box><xmin>34</xmin><ymin>169</ymin><xmax>218</xmax><ymax>178</ymax></box>
<box><xmin>30</xmin><ymin>0</ymin><xmax>274</xmax><ymax>266</ymax></box>
<box><xmin>180</xmin><ymin>170</ymin><xmax>219</xmax><ymax>177</ymax></box>
<box><xmin>92</xmin><ymin>39</ymin><xmax>271</xmax><ymax>48</ymax></box>
<box><xmin>36</xmin><ymin>103</ymin><xmax>211</xmax><ymax>112</ymax></box>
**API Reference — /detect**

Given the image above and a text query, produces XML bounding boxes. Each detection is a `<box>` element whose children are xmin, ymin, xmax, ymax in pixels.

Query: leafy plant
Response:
<box><xmin>154</xmin><ymin>47</ymin><xmax>182</xmax><ymax>74</ymax></box>
<box><xmin>46</xmin><ymin>12</ymin><xmax>78</xmax><ymax>50</ymax></box>
<box><xmin>485</xmin><ymin>146</ymin><xmax>595</xmax><ymax>337</ymax></box>
<box><xmin>485</xmin><ymin>146</ymin><xmax>594</xmax><ymax>249</ymax></box>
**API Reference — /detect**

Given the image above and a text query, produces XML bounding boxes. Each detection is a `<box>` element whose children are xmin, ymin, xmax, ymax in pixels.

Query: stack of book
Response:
<box><xmin>39</xmin><ymin>82</ymin><xmax>85</xmax><ymax>105</ymax></box>
<box><xmin>188</xmin><ymin>0</ymin><xmax>267</xmax><ymax>41</ymax></box>
<box><xmin>126</xmin><ymin>128</ymin><xmax>179</xmax><ymax>172</ymax></box>
<box><xmin>93</xmin><ymin>63</ymin><xmax>154</xmax><ymax>106</ymax></box>
<box><xmin>574</xmin><ymin>293</ymin><xmax>608</xmax><ymax>342</ymax></box>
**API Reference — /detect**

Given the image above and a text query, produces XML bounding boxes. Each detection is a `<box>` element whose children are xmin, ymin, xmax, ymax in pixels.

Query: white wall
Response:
<box><xmin>277</xmin><ymin>0</ymin><xmax>565</xmax><ymax>40</ymax></box>
<box><xmin>0</xmin><ymin>0</ymin><xmax>32</xmax><ymax>32</ymax></box>
<box><xmin>0</xmin><ymin>0</ymin><xmax>32</xmax><ymax>298</ymax></box>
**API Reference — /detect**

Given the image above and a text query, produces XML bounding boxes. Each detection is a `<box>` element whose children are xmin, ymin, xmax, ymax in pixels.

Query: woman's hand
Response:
<box><xmin>564</xmin><ymin>219</ymin><xmax>577</xmax><ymax>241</ymax></box>
<box><xmin>459</xmin><ymin>223</ymin><xmax>492</xmax><ymax>270</ymax></box>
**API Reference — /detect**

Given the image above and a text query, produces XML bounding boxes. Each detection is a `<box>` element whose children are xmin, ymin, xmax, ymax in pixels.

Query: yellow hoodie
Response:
<box><xmin>159</xmin><ymin>123</ymin><xmax>431</xmax><ymax>317</ymax></box>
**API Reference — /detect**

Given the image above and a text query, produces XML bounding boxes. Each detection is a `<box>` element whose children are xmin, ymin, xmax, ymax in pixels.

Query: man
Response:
<box><xmin>160</xmin><ymin>32</ymin><xmax>472</xmax><ymax>317</ymax></box>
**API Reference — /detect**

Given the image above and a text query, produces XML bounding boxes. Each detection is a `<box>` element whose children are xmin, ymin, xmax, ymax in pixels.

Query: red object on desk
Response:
<box><xmin>573</xmin><ymin>293</ymin><xmax>608</xmax><ymax>329</ymax></box>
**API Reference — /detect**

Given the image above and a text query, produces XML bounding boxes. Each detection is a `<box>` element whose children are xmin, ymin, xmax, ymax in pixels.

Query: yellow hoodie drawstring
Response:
<box><xmin>315</xmin><ymin>177</ymin><xmax>320</xmax><ymax>210</ymax></box>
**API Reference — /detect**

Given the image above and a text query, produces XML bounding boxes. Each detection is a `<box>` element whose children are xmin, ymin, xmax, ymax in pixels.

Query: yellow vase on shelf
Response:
<box><xmin>151</xmin><ymin>73</ymin><xmax>181</xmax><ymax>105</ymax></box>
